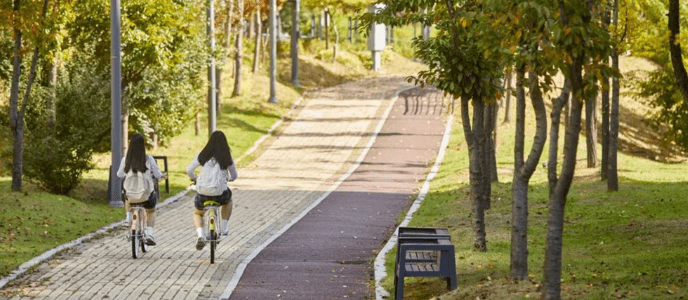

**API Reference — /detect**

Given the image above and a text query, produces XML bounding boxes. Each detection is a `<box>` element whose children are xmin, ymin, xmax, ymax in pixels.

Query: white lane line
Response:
<box><xmin>218</xmin><ymin>85</ymin><xmax>416</xmax><ymax>300</ymax></box>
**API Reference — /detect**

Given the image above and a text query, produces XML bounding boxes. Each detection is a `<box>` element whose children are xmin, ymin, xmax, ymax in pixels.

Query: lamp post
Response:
<box><xmin>109</xmin><ymin>0</ymin><xmax>123</xmax><ymax>207</ymax></box>
<box><xmin>291</xmin><ymin>0</ymin><xmax>300</xmax><ymax>87</ymax></box>
<box><xmin>268</xmin><ymin>0</ymin><xmax>279</xmax><ymax>104</ymax></box>
<box><xmin>207</xmin><ymin>0</ymin><xmax>217</xmax><ymax>135</ymax></box>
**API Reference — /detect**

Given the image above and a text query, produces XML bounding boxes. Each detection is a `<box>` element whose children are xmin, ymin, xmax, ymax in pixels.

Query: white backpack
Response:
<box><xmin>196</xmin><ymin>160</ymin><xmax>225</xmax><ymax>196</ymax></box>
<box><xmin>123</xmin><ymin>170</ymin><xmax>153</xmax><ymax>203</ymax></box>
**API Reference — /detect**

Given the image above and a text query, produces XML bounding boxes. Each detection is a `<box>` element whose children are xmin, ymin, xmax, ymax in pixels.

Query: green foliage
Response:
<box><xmin>360</xmin><ymin>0</ymin><xmax>505</xmax><ymax>102</ymax></box>
<box><xmin>627</xmin><ymin>0</ymin><xmax>688</xmax><ymax>150</ymax></box>
<box><xmin>24</xmin><ymin>58</ymin><xmax>110</xmax><ymax>195</ymax></box>
<box><xmin>128</xmin><ymin>30</ymin><xmax>207</xmax><ymax>146</ymax></box>
<box><xmin>68</xmin><ymin>0</ymin><xmax>207</xmax><ymax>142</ymax></box>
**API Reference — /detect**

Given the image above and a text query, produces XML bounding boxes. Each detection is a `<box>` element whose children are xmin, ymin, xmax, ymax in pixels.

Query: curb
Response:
<box><xmin>218</xmin><ymin>84</ymin><xmax>417</xmax><ymax>300</ymax></box>
<box><xmin>374</xmin><ymin>103</ymin><xmax>455</xmax><ymax>300</ymax></box>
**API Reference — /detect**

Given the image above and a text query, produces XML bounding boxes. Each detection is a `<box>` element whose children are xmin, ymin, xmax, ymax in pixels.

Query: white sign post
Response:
<box><xmin>367</xmin><ymin>4</ymin><xmax>386</xmax><ymax>71</ymax></box>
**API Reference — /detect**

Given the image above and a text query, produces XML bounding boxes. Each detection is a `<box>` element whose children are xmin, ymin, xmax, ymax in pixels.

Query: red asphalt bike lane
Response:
<box><xmin>228</xmin><ymin>87</ymin><xmax>450</xmax><ymax>300</ymax></box>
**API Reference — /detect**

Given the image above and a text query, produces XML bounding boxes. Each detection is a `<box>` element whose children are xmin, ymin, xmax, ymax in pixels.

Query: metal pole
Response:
<box><xmin>268</xmin><ymin>0</ymin><xmax>278</xmax><ymax>103</ymax></box>
<box><xmin>207</xmin><ymin>0</ymin><xmax>217</xmax><ymax>136</ymax></box>
<box><xmin>348</xmin><ymin>17</ymin><xmax>352</xmax><ymax>43</ymax></box>
<box><xmin>109</xmin><ymin>0</ymin><xmax>123</xmax><ymax>207</ymax></box>
<box><xmin>291</xmin><ymin>0</ymin><xmax>300</xmax><ymax>87</ymax></box>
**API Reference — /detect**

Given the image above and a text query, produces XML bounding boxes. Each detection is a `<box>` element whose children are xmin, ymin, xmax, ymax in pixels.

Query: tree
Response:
<box><xmin>5</xmin><ymin>0</ymin><xmax>49</xmax><ymax>191</ymax></box>
<box><xmin>232</xmin><ymin>0</ymin><xmax>245</xmax><ymax>96</ymax></box>
<box><xmin>253</xmin><ymin>9</ymin><xmax>262</xmax><ymax>73</ymax></box>
<box><xmin>69</xmin><ymin>0</ymin><xmax>203</xmax><ymax>151</ymax></box>
<box><xmin>543</xmin><ymin>1</ymin><xmax>612</xmax><ymax>298</ymax></box>
<box><xmin>217</xmin><ymin>0</ymin><xmax>236</xmax><ymax>114</ymax></box>
<box><xmin>363</xmin><ymin>0</ymin><xmax>506</xmax><ymax>251</ymax></box>
<box><xmin>669</xmin><ymin>0</ymin><xmax>688</xmax><ymax>103</ymax></box>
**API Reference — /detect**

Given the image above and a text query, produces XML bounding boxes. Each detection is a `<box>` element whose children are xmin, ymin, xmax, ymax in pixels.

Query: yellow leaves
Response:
<box><xmin>460</xmin><ymin>17</ymin><xmax>471</xmax><ymax>29</ymax></box>
<box><xmin>565</xmin><ymin>27</ymin><xmax>571</xmax><ymax>36</ymax></box>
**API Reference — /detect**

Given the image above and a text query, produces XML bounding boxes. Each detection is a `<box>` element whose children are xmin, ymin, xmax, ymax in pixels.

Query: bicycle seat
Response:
<box><xmin>203</xmin><ymin>200</ymin><xmax>221</xmax><ymax>207</ymax></box>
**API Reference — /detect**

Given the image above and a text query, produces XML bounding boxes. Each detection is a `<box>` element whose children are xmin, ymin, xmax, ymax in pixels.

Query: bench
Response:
<box><xmin>394</xmin><ymin>227</ymin><xmax>457</xmax><ymax>299</ymax></box>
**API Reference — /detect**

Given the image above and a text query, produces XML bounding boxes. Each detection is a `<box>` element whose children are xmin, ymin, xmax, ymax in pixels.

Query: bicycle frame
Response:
<box><xmin>203</xmin><ymin>201</ymin><xmax>221</xmax><ymax>263</ymax></box>
<box><xmin>129</xmin><ymin>205</ymin><xmax>148</xmax><ymax>258</ymax></box>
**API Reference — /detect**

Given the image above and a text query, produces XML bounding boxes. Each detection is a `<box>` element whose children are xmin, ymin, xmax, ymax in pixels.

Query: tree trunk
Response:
<box><xmin>544</xmin><ymin>66</ymin><xmax>584</xmax><ymax>300</ymax></box>
<box><xmin>609</xmin><ymin>44</ymin><xmax>620</xmax><ymax>191</ymax></box>
<box><xmin>548</xmin><ymin>79</ymin><xmax>571</xmax><ymax>195</ymax></box>
<box><xmin>543</xmin><ymin>2</ymin><xmax>589</xmax><ymax>299</ymax></box>
<box><xmin>195</xmin><ymin>109</ymin><xmax>201</xmax><ymax>136</ymax></box>
<box><xmin>608</xmin><ymin>0</ymin><xmax>620</xmax><ymax>191</ymax></box>
<box><xmin>601</xmin><ymin>63</ymin><xmax>610</xmax><ymax>179</ymax></box>
<box><xmin>510</xmin><ymin>64</ymin><xmax>526</xmax><ymax>279</ymax></box>
<box><xmin>484</xmin><ymin>101</ymin><xmax>498</xmax><ymax>183</ymax></box>
<box><xmin>216</xmin><ymin>0</ymin><xmax>235</xmax><ymax>114</ymax></box>
<box><xmin>9</xmin><ymin>0</ymin><xmax>47</xmax><ymax>191</ymax></box>
<box><xmin>9</xmin><ymin>21</ymin><xmax>23</xmax><ymax>191</ymax></box>
<box><xmin>463</xmin><ymin>95</ymin><xmax>487</xmax><ymax>252</ymax></box>
<box><xmin>585</xmin><ymin>84</ymin><xmax>597</xmax><ymax>168</ymax></box>
<box><xmin>332</xmin><ymin>14</ymin><xmax>338</xmax><ymax>61</ymax></box>
<box><xmin>491</xmin><ymin>99</ymin><xmax>499</xmax><ymax>181</ymax></box>
<box><xmin>253</xmin><ymin>10</ymin><xmax>262</xmax><ymax>73</ymax></box>
<box><xmin>503</xmin><ymin>69</ymin><xmax>512</xmax><ymax>124</ymax></box>
<box><xmin>510</xmin><ymin>67</ymin><xmax>548</xmax><ymax>280</ymax></box>
<box><xmin>122</xmin><ymin>92</ymin><xmax>129</xmax><ymax>154</ymax></box>
<box><xmin>668</xmin><ymin>0</ymin><xmax>688</xmax><ymax>104</ymax></box>
<box><xmin>325</xmin><ymin>9</ymin><xmax>329</xmax><ymax>50</ymax></box>
<box><xmin>232</xmin><ymin>0</ymin><xmax>244</xmax><ymax>97</ymax></box>
<box><xmin>601</xmin><ymin>10</ymin><xmax>611</xmax><ymax>181</ymax></box>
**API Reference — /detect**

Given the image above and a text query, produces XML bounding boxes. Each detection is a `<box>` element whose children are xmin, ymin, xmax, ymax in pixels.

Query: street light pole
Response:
<box><xmin>291</xmin><ymin>0</ymin><xmax>300</xmax><ymax>87</ymax></box>
<box><xmin>268</xmin><ymin>0</ymin><xmax>279</xmax><ymax>104</ymax></box>
<box><xmin>207</xmin><ymin>0</ymin><xmax>217</xmax><ymax>135</ymax></box>
<box><xmin>109</xmin><ymin>0</ymin><xmax>123</xmax><ymax>207</ymax></box>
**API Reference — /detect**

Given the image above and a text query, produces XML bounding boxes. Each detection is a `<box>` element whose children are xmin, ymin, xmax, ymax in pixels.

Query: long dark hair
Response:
<box><xmin>124</xmin><ymin>133</ymin><xmax>148</xmax><ymax>173</ymax></box>
<box><xmin>198</xmin><ymin>131</ymin><xmax>233</xmax><ymax>169</ymax></box>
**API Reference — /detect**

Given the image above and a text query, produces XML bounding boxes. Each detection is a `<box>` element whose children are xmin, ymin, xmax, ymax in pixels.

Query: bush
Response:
<box><xmin>24</xmin><ymin>60</ymin><xmax>110</xmax><ymax>195</ymax></box>
<box><xmin>25</xmin><ymin>134</ymin><xmax>94</xmax><ymax>194</ymax></box>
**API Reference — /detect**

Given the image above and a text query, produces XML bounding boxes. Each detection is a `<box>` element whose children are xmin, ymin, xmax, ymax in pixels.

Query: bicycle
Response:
<box><xmin>129</xmin><ymin>203</ymin><xmax>149</xmax><ymax>259</ymax></box>
<box><xmin>122</xmin><ymin>177</ymin><xmax>161</xmax><ymax>259</ymax></box>
<box><xmin>202</xmin><ymin>199</ymin><xmax>222</xmax><ymax>264</ymax></box>
<box><xmin>190</xmin><ymin>181</ymin><xmax>224</xmax><ymax>264</ymax></box>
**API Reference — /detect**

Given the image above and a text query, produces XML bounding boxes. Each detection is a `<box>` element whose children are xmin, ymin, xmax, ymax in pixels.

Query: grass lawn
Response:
<box><xmin>0</xmin><ymin>40</ymin><xmax>423</xmax><ymax>278</ymax></box>
<box><xmin>379</xmin><ymin>56</ymin><xmax>688</xmax><ymax>299</ymax></box>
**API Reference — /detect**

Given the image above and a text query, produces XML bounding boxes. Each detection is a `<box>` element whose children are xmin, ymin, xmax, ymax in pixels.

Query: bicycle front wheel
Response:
<box><xmin>131</xmin><ymin>230</ymin><xmax>140</xmax><ymax>259</ymax></box>
<box><xmin>210</xmin><ymin>230</ymin><xmax>216</xmax><ymax>264</ymax></box>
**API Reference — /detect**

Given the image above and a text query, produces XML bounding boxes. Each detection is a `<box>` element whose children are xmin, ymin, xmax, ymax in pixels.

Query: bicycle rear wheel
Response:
<box><xmin>131</xmin><ymin>230</ymin><xmax>139</xmax><ymax>259</ymax></box>
<box><xmin>210</xmin><ymin>230</ymin><xmax>216</xmax><ymax>264</ymax></box>
<box><xmin>141</xmin><ymin>233</ymin><xmax>148</xmax><ymax>253</ymax></box>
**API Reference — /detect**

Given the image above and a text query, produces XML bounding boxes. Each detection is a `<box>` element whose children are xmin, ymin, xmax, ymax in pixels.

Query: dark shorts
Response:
<box><xmin>194</xmin><ymin>189</ymin><xmax>232</xmax><ymax>210</ymax></box>
<box><xmin>124</xmin><ymin>191</ymin><xmax>158</xmax><ymax>209</ymax></box>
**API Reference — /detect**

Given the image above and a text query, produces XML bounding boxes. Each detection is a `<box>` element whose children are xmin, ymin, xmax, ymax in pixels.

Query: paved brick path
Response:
<box><xmin>1</xmin><ymin>76</ymin><xmax>421</xmax><ymax>300</ymax></box>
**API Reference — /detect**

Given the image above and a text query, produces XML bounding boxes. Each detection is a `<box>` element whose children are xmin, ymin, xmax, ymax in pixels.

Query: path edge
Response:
<box><xmin>218</xmin><ymin>85</ymin><xmax>416</xmax><ymax>300</ymax></box>
<box><xmin>374</xmin><ymin>107</ymin><xmax>455</xmax><ymax>300</ymax></box>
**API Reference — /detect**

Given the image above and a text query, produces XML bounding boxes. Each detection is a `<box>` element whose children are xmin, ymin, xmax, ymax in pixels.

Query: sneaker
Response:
<box><xmin>195</xmin><ymin>237</ymin><xmax>206</xmax><ymax>250</ymax></box>
<box><xmin>220</xmin><ymin>221</ymin><xmax>229</xmax><ymax>236</ymax></box>
<box><xmin>145</xmin><ymin>233</ymin><xmax>157</xmax><ymax>246</ymax></box>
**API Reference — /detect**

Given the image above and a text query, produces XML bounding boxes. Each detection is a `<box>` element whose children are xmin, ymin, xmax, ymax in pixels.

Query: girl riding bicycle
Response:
<box><xmin>186</xmin><ymin>130</ymin><xmax>237</xmax><ymax>250</ymax></box>
<box><xmin>117</xmin><ymin>133</ymin><xmax>166</xmax><ymax>246</ymax></box>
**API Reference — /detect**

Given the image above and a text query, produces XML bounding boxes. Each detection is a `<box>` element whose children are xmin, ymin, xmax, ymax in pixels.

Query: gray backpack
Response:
<box><xmin>123</xmin><ymin>170</ymin><xmax>153</xmax><ymax>202</ymax></box>
<box><xmin>196</xmin><ymin>160</ymin><xmax>225</xmax><ymax>196</ymax></box>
